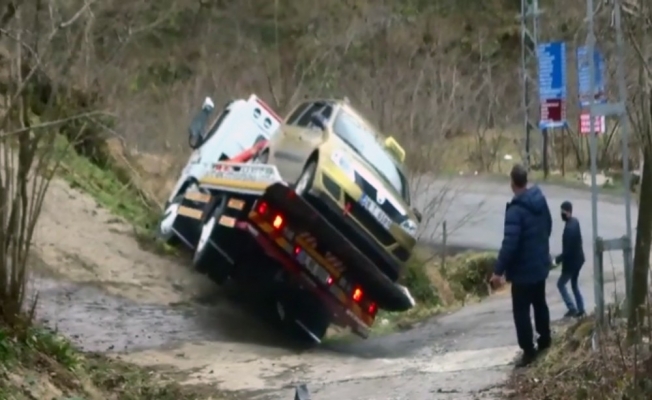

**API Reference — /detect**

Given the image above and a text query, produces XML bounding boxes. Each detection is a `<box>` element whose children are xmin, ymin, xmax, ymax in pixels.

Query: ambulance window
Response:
<box><xmin>204</xmin><ymin>109</ymin><xmax>230</xmax><ymax>141</ymax></box>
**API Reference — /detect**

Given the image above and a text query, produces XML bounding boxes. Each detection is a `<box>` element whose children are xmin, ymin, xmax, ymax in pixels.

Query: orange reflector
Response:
<box><xmin>228</xmin><ymin>198</ymin><xmax>245</xmax><ymax>210</ymax></box>
<box><xmin>352</xmin><ymin>287</ymin><xmax>363</xmax><ymax>302</ymax></box>
<box><xmin>272</xmin><ymin>214</ymin><xmax>284</xmax><ymax>229</ymax></box>
<box><xmin>218</xmin><ymin>216</ymin><xmax>236</xmax><ymax>227</ymax></box>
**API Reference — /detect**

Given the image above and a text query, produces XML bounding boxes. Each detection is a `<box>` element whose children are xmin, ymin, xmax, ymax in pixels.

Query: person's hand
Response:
<box><xmin>489</xmin><ymin>273</ymin><xmax>505</xmax><ymax>288</ymax></box>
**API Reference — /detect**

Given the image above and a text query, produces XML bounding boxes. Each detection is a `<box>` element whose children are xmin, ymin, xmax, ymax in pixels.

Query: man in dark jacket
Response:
<box><xmin>554</xmin><ymin>201</ymin><xmax>586</xmax><ymax>318</ymax></box>
<box><xmin>490</xmin><ymin>164</ymin><xmax>552</xmax><ymax>367</ymax></box>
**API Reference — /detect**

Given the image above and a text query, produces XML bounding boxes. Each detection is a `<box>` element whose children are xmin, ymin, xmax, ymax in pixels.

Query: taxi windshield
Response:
<box><xmin>332</xmin><ymin>110</ymin><xmax>409</xmax><ymax>202</ymax></box>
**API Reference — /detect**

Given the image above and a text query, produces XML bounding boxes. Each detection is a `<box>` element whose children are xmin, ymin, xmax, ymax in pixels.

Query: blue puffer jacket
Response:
<box><xmin>494</xmin><ymin>186</ymin><xmax>552</xmax><ymax>284</ymax></box>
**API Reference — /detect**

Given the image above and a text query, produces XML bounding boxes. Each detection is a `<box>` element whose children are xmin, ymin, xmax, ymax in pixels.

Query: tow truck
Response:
<box><xmin>165</xmin><ymin>154</ymin><xmax>415</xmax><ymax>343</ymax></box>
<box><xmin>158</xmin><ymin>95</ymin><xmax>415</xmax><ymax>343</ymax></box>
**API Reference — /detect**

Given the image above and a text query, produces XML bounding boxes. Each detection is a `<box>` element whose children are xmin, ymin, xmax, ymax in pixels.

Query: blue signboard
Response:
<box><xmin>537</xmin><ymin>42</ymin><xmax>567</xmax><ymax>128</ymax></box>
<box><xmin>577</xmin><ymin>46</ymin><xmax>606</xmax><ymax>107</ymax></box>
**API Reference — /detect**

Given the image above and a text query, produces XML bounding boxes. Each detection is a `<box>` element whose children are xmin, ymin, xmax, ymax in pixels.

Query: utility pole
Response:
<box><xmin>585</xmin><ymin>0</ymin><xmax>634</xmax><ymax>326</ymax></box>
<box><xmin>520</xmin><ymin>0</ymin><xmax>541</xmax><ymax>170</ymax></box>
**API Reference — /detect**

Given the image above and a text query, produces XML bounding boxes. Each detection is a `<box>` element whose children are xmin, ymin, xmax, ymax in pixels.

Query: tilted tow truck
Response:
<box><xmin>168</xmin><ymin>155</ymin><xmax>415</xmax><ymax>343</ymax></box>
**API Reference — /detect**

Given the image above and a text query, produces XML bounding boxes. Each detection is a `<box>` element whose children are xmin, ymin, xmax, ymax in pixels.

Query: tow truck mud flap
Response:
<box><xmin>173</xmin><ymin>193</ymin><xmax>210</xmax><ymax>248</ymax></box>
<box><xmin>260</xmin><ymin>183</ymin><xmax>413</xmax><ymax>312</ymax></box>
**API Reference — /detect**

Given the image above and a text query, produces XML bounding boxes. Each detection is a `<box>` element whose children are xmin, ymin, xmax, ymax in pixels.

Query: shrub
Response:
<box><xmin>403</xmin><ymin>256</ymin><xmax>441</xmax><ymax>307</ymax></box>
<box><xmin>441</xmin><ymin>251</ymin><xmax>498</xmax><ymax>299</ymax></box>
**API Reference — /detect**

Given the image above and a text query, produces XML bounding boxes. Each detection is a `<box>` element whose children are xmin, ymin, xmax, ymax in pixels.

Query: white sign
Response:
<box><xmin>209</xmin><ymin>162</ymin><xmax>282</xmax><ymax>182</ymax></box>
<box><xmin>579</xmin><ymin>113</ymin><xmax>606</xmax><ymax>135</ymax></box>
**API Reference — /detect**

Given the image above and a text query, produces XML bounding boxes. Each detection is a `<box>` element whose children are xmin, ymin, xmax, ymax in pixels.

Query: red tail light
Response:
<box><xmin>294</xmin><ymin>246</ymin><xmax>301</xmax><ymax>255</ymax></box>
<box><xmin>352</xmin><ymin>287</ymin><xmax>363</xmax><ymax>302</ymax></box>
<box><xmin>326</xmin><ymin>276</ymin><xmax>334</xmax><ymax>285</ymax></box>
<box><xmin>272</xmin><ymin>214</ymin><xmax>284</xmax><ymax>229</ymax></box>
<box><xmin>368</xmin><ymin>302</ymin><xmax>377</xmax><ymax>315</ymax></box>
<box><xmin>257</xmin><ymin>201</ymin><xmax>268</xmax><ymax>215</ymax></box>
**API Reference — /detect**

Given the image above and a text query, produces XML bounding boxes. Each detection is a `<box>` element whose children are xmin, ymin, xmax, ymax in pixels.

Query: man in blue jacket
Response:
<box><xmin>554</xmin><ymin>201</ymin><xmax>586</xmax><ymax>318</ymax></box>
<box><xmin>490</xmin><ymin>164</ymin><xmax>552</xmax><ymax>367</ymax></box>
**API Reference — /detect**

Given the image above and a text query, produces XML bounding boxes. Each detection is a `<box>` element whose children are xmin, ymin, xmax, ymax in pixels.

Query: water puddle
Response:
<box><xmin>30</xmin><ymin>276</ymin><xmax>297</xmax><ymax>353</ymax></box>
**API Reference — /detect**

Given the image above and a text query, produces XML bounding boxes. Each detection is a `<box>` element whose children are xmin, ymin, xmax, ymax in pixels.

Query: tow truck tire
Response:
<box><xmin>294</xmin><ymin>161</ymin><xmax>316</xmax><ymax>196</ymax></box>
<box><xmin>192</xmin><ymin>194</ymin><xmax>233</xmax><ymax>284</ymax></box>
<box><xmin>157</xmin><ymin>194</ymin><xmax>186</xmax><ymax>246</ymax></box>
<box><xmin>276</xmin><ymin>289</ymin><xmax>330</xmax><ymax>344</ymax></box>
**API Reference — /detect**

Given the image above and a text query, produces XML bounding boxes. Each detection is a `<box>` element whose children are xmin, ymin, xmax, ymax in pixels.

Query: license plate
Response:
<box><xmin>360</xmin><ymin>195</ymin><xmax>392</xmax><ymax>229</ymax></box>
<box><xmin>296</xmin><ymin>250</ymin><xmax>330</xmax><ymax>283</ymax></box>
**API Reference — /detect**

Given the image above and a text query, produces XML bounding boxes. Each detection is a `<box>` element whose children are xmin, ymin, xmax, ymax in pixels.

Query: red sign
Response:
<box><xmin>579</xmin><ymin>112</ymin><xmax>606</xmax><ymax>135</ymax></box>
<box><xmin>539</xmin><ymin>99</ymin><xmax>566</xmax><ymax>128</ymax></box>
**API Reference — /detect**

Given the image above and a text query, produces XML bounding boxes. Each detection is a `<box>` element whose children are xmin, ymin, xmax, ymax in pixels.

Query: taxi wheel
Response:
<box><xmin>294</xmin><ymin>161</ymin><xmax>316</xmax><ymax>196</ymax></box>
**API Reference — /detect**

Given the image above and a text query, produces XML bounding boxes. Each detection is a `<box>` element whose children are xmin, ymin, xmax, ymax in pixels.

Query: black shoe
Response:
<box><xmin>575</xmin><ymin>311</ymin><xmax>586</xmax><ymax>318</ymax></box>
<box><xmin>563</xmin><ymin>310</ymin><xmax>578</xmax><ymax>318</ymax></box>
<box><xmin>537</xmin><ymin>338</ymin><xmax>551</xmax><ymax>353</ymax></box>
<box><xmin>514</xmin><ymin>351</ymin><xmax>538</xmax><ymax>368</ymax></box>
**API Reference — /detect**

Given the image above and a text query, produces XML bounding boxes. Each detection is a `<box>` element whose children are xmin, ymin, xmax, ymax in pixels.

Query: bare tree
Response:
<box><xmin>0</xmin><ymin>0</ymin><xmax>103</xmax><ymax>330</ymax></box>
<box><xmin>623</xmin><ymin>0</ymin><xmax>652</xmax><ymax>336</ymax></box>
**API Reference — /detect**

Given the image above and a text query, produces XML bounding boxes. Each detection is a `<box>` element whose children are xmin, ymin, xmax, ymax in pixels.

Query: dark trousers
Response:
<box><xmin>511</xmin><ymin>280</ymin><xmax>551</xmax><ymax>354</ymax></box>
<box><xmin>557</xmin><ymin>268</ymin><xmax>585</xmax><ymax>313</ymax></box>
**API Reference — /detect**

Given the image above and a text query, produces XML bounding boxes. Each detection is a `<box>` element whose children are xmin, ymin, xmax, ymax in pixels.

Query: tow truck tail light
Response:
<box><xmin>257</xmin><ymin>201</ymin><xmax>268</xmax><ymax>215</ymax></box>
<box><xmin>368</xmin><ymin>302</ymin><xmax>377</xmax><ymax>315</ymax></box>
<box><xmin>352</xmin><ymin>287</ymin><xmax>363</xmax><ymax>302</ymax></box>
<box><xmin>272</xmin><ymin>214</ymin><xmax>284</xmax><ymax>229</ymax></box>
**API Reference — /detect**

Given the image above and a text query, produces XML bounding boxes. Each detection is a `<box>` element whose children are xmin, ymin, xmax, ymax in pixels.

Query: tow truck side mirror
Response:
<box><xmin>413</xmin><ymin>208</ymin><xmax>422</xmax><ymax>223</ymax></box>
<box><xmin>310</xmin><ymin>113</ymin><xmax>327</xmax><ymax>131</ymax></box>
<box><xmin>188</xmin><ymin>96</ymin><xmax>215</xmax><ymax>149</ymax></box>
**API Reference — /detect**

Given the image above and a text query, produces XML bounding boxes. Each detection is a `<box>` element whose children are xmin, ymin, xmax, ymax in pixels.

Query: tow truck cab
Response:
<box><xmin>167</xmin><ymin>94</ymin><xmax>282</xmax><ymax>204</ymax></box>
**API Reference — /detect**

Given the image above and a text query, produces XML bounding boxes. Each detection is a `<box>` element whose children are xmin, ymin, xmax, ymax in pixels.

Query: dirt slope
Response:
<box><xmin>32</xmin><ymin>176</ymin><xmax>203</xmax><ymax>305</ymax></box>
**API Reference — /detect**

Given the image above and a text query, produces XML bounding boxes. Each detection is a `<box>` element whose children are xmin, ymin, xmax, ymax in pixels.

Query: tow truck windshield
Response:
<box><xmin>332</xmin><ymin>110</ymin><xmax>409</xmax><ymax>202</ymax></box>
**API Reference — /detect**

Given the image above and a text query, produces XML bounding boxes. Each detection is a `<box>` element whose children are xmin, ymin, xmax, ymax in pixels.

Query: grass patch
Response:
<box><xmin>372</xmin><ymin>246</ymin><xmax>498</xmax><ymax>335</ymax></box>
<box><xmin>51</xmin><ymin>136</ymin><xmax>177</xmax><ymax>256</ymax></box>
<box><xmin>0</xmin><ymin>324</ymin><xmax>233</xmax><ymax>400</ymax></box>
<box><xmin>52</xmin><ymin>136</ymin><xmax>156</xmax><ymax>229</ymax></box>
<box><xmin>507</xmin><ymin>311</ymin><xmax>652</xmax><ymax>400</ymax></box>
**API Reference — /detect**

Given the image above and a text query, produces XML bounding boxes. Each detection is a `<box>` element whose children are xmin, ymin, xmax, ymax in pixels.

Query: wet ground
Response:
<box><xmin>30</xmin><ymin>176</ymin><xmax>635</xmax><ymax>399</ymax></box>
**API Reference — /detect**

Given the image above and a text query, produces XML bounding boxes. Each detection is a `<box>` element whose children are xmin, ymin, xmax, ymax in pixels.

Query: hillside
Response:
<box><xmin>0</xmin><ymin>0</ymin><xmax>596</xmax><ymax>185</ymax></box>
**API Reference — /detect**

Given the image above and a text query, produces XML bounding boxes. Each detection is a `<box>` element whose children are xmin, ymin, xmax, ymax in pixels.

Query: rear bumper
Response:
<box><xmin>307</xmin><ymin>189</ymin><xmax>403</xmax><ymax>282</ymax></box>
<box><xmin>237</xmin><ymin>220</ymin><xmax>371</xmax><ymax>338</ymax></box>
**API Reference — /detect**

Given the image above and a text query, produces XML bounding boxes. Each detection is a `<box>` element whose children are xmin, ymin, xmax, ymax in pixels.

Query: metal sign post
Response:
<box><xmin>584</xmin><ymin>0</ymin><xmax>634</xmax><ymax>327</ymax></box>
<box><xmin>520</xmin><ymin>0</ymin><xmax>542</xmax><ymax>169</ymax></box>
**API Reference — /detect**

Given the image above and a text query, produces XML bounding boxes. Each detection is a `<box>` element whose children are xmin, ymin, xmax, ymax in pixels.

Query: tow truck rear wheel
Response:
<box><xmin>294</xmin><ymin>161</ymin><xmax>316</xmax><ymax>196</ymax></box>
<box><xmin>276</xmin><ymin>288</ymin><xmax>331</xmax><ymax>344</ymax></box>
<box><xmin>193</xmin><ymin>194</ymin><xmax>233</xmax><ymax>284</ymax></box>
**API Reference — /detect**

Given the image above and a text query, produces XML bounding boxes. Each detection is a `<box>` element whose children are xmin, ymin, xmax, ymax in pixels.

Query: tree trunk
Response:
<box><xmin>628</xmin><ymin>147</ymin><xmax>652</xmax><ymax>338</ymax></box>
